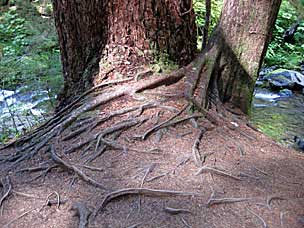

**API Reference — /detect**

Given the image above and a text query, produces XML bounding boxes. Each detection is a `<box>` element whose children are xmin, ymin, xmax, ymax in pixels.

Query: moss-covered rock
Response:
<box><xmin>263</xmin><ymin>69</ymin><xmax>304</xmax><ymax>90</ymax></box>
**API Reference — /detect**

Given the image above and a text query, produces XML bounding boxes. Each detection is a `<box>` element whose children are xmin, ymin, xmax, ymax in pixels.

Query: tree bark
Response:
<box><xmin>191</xmin><ymin>0</ymin><xmax>282</xmax><ymax>114</ymax></box>
<box><xmin>52</xmin><ymin>0</ymin><xmax>197</xmax><ymax>108</ymax></box>
<box><xmin>201</xmin><ymin>0</ymin><xmax>211</xmax><ymax>50</ymax></box>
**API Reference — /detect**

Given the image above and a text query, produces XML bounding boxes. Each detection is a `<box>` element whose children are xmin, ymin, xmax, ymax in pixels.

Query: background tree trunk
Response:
<box><xmin>52</xmin><ymin>0</ymin><xmax>197</xmax><ymax>108</ymax></box>
<box><xmin>193</xmin><ymin>0</ymin><xmax>282</xmax><ymax>114</ymax></box>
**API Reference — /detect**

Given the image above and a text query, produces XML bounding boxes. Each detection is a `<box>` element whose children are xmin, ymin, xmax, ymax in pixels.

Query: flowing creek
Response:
<box><xmin>0</xmin><ymin>87</ymin><xmax>54</xmax><ymax>141</ymax></box>
<box><xmin>251</xmin><ymin>87</ymin><xmax>304</xmax><ymax>146</ymax></box>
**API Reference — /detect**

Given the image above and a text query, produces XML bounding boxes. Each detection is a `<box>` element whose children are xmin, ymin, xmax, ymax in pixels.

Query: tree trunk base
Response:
<box><xmin>0</xmin><ymin>62</ymin><xmax>303</xmax><ymax>228</ymax></box>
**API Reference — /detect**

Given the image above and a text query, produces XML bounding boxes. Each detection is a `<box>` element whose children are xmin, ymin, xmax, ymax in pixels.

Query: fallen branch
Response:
<box><xmin>50</xmin><ymin>146</ymin><xmax>107</xmax><ymax>190</ymax></box>
<box><xmin>92</xmin><ymin>188</ymin><xmax>200</xmax><ymax>218</ymax></box>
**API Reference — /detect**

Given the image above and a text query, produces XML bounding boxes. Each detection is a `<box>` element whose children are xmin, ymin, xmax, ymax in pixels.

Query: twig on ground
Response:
<box><xmin>177</xmin><ymin>157</ymin><xmax>190</xmax><ymax>168</ymax></box>
<box><xmin>247</xmin><ymin>208</ymin><xmax>268</xmax><ymax>228</ymax></box>
<box><xmin>253</xmin><ymin>167</ymin><xmax>270</xmax><ymax>176</ymax></box>
<box><xmin>266</xmin><ymin>196</ymin><xmax>286</xmax><ymax>209</ymax></box>
<box><xmin>126</xmin><ymin>223</ymin><xmax>143</xmax><ymax>228</ymax></box>
<box><xmin>207</xmin><ymin>197</ymin><xmax>250</xmax><ymax>207</ymax></box>
<box><xmin>163</xmin><ymin>206</ymin><xmax>192</xmax><ymax>215</ymax></box>
<box><xmin>3</xmin><ymin>208</ymin><xmax>36</xmax><ymax>228</ymax></box>
<box><xmin>13</xmin><ymin>190</ymin><xmax>42</xmax><ymax>199</ymax></box>
<box><xmin>146</xmin><ymin>172</ymin><xmax>168</xmax><ymax>182</ymax></box>
<box><xmin>180</xmin><ymin>216</ymin><xmax>192</xmax><ymax>228</ymax></box>
<box><xmin>172</xmin><ymin>157</ymin><xmax>190</xmax><ymax>175</ymax></box>
<box><xmin>280</xmin><ymin>211</ymin><xmax>287</xmax><ymax>228</ymax></box>
<box><xmin>237</xmin><ymin>144</ymin><xmax>245</xmax><ymax>156</ymax></box>
<box><xmin>45</xmin><ymin>191</ymin><xmax>60</xmax><ymax>209</ymax></box>
<box><xmin>140</xmin><ymin>163</ymin><xmax>156</xmax><ymax>187</ymax></box>
<box><xmin>92</xmin><ymin>188</ymin><xmax>199</xmax><ymax>218</ymax></box>
<box><xmin>71</xmin><ymin>202</ymin><xmax>91</xmax><ymax>228</ymax></box>
<box><xmin>239</xmin><ymin>131</ymin><xmax>256</xmax><ymax>141</ymax></box>
<box><xmin>196</xmin><ymin>165</ymin><xmax>241</xmax><ymax>181</ymax></box>
<box><xmin>50</xmin><ymin>146</ymin><xmax>107</xmax><ymax>190</ymax></box>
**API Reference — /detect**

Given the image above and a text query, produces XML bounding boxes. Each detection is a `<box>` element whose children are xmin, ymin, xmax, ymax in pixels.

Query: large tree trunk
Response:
<box><xmin>52</xmin><ymin>0</ymin><xmax>197</xmax><ymax>108</ymax></box>
<box><xmin>188</xmin><ymin>0</ymin><xmax>281</xmax><ymax>114</ymax></box>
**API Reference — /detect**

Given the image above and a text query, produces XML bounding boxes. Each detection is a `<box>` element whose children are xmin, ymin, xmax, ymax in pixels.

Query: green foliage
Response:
<box><xmin>264</xmin><ymin>0</ymin><xmax>304</xmax><ymax>69</ymax></box>
<box><xmin>0</xmin><ymin>1</ymin><xmax>62</xmax><ymax>144</ymax></box>
<box><xmin>0</xmin><ymin>8</ymin><xmax>28</xmax><ymax>56</ymax></box>
<box><xmin>193</xmin><ymin>0</ymin><xmax>223</xmax><ymax>49</ymax></box>
<box><xmin>0</xmin><ymin>2</ymin><xmax>62</xmax><ymax>96</ymax></box>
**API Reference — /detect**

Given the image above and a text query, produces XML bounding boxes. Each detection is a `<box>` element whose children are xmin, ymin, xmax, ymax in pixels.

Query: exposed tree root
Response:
<box><xmin>1</xmin><ymin>69</ymin><xmax>186</xmax><ymax>170</ymax></box>
<box><xmin>266</xmin><ymin>196</ymin><xmax>286</xmax><ymax>209</ymax></box>
<box><xmin>192</xmin><ymin>128</ymin><xmax>206</xmax><ymax>167</ymax></box>
<box><xmin>280</xmin><ymin>211</ymin><xmax>287</xmax><ymax>228</ymax></box>
<box><xmin>139</xmin><ymin>104</ymin><xmax>188</xmax><ymax>140</ymax></box>
<box><xmin>12</xmin><ymin>190</ymin><xmax>68</xmax><ymax>205</ymax></box>
<box><xmin>140</xmin><ymin>163</ymin><xmax>156</xmax><ymax>187</ymax></box>
<box><xmin>140</xmin><ymin>113</ymin><xmax>203</xmax><ymax>140</ymax></box>
<box><xmin>0</xmin><ymin>61</ymin><xmax>270</xmax><ymax>227</ymax></box>
<box><xmin>92</xmin><ymin>188</ymin><xmax>200</xmax><ymax>219</ymax></box>
<box><xmin>71</xmin><ymin>202</ymin><xmax>91</xmax><ymax>228</ymax></box>
<box><xmin>65</xmin><ymin>118</ymin><xmax>143</xmax><ymax>155</ymax></box>
<box><xmin>146</xmin><ymin>172</ymin><xmax>169</xmax><ymax>183</ymax></box>
<box><xmin>163</xmin><ymin>206</ymin><xmax>192</xmax><ymax>215</ymax></box>
<box><xmin>15</xmin><ymin>163</ymin><xmax>50</xmax><ymax>173</ymax></box>
<box><xmin>180</xmin><ymin>216</ymin><xmax>191</xmax><ymax>228</ymax></box>
<box><xmin>247</xmin><ymin>208</ymin><xmax>268</xmax><ymax>228</ymax></box>
<box><xmin>50</xmin><ymin>146</ymin><xmax>108</xmax><ymax>190</ymax></box>
<box><xmin>45</xmin><ymin>191</ymin><xmax>61</xmax><ymax>208</ymax></box>
<box><xmin>207</xmin><ymin>196</ymin><xmax>251</xmax><ymax>207</ymax></box>
<box><xmin>0</xmin><ymin>176</ymin><xmax>12</xmax><ymax>209</ymax></box>
<box><xmin>196</xmin><ymin>165</ymin><xmax>241</xmax><ymax>181</ymax></box>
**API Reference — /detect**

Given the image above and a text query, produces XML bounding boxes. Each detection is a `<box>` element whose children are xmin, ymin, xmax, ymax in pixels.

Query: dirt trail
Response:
<box><xmin>0</xmin><ymin>79</ymin><xmax>303</xmax><ymax>228</ymax></box>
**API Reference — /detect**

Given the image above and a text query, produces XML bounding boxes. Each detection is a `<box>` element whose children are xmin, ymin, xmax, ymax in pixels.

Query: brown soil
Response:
<box><xmin>0</xmin><ymin>78</ymin><xmax>303</xmax><ymax>228</ymax></box>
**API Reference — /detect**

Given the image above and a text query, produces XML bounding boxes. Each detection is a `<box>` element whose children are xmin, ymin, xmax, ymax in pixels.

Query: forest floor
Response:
<box><xmin>0</xmin><ymin>76</ymin><xmax>304</xmax><ymax>228</ymax></box>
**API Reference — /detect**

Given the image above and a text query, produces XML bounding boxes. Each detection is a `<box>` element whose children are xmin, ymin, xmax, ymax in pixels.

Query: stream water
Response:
<box><xmin>0</xmin><ymin>88</ymin><xmax>54</xmax><ymax>141</ymax></box>
<box><xmin>251</xmin><ymin>87</ymin><xmax>304</xmax><ymax>146</ymax></box>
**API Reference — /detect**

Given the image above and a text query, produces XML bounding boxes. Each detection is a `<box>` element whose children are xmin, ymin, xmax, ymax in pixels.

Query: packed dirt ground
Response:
<box><xmin>0</xmin><ymin>77</ymin><xmax>303</xmax><ymax>228</ymax></box>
